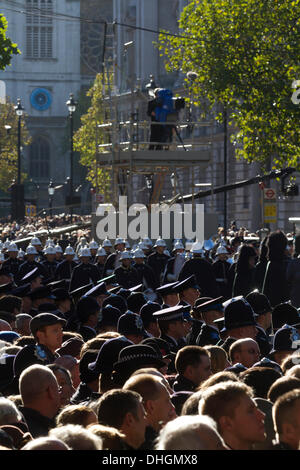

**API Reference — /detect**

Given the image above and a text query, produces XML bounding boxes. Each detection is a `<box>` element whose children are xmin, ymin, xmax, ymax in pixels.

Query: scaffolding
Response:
<box><xmin>98</xmin><ymin>23</ymin><xmax>214</xmax><ymax>208</ymax></box>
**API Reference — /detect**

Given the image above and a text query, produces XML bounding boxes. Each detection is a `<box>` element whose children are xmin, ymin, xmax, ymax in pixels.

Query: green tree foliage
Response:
<box><xmin>0</xmin><ymin>99</ymin><xmax>30</xmax><ymax>191</ymax></box>
<box><xmin>159</xmin><ymin>0</ymin><xmax>300</xmax><ymax>170</ymax></box>
<box><xmin>73</xmin><ymin>74</ymin><xmax>111</xmax><ymax>197</ymax></box>
<box><xmin>0</xmin><ymin>14</ymin><xmax>19</xmax><ymax>70</ymax></box>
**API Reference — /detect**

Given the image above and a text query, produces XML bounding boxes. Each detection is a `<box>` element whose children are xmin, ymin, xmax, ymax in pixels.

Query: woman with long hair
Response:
<box><xmin>231</xmin><ymin>244</ymin><xmax>257</xmax><ymax>297</ymax></box>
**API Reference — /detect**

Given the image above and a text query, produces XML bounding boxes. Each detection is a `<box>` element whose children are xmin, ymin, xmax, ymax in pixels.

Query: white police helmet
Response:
<box><xmin>7</xmin><ymin>242</ymin><xmax>18</xmax><ymax>252</ymax></box>
<box><xmin>64</xmin><ymin>245</ymin><xmax>75</xmax><ymax>256</ymax></box>
<box><xmin>44</xmin><ymin>245</ymin><xmax>56</xmax><ymax>255</ymax></box>
<box><xmin>31</xmin><ymin>237</ymin><xmax>42</xmax><ymax>246</ymax></box>
<box><xmin>55</xmin><ymin>244</ymin><xmax>63</xmax><ymax>253</ymax></box>
<box><xmin>26</xmin><ymin>244</ymin><xmax>38</xmax><ymax>255</ymax></box>
<box><xmin>97</xmin><ymin>247</ymin><xmax>107</xmax><ymax>257</ymax></box>
<box><xmin>102</xmin><ymin>238</ymin><xmax>112</xmax><ymax>247</ymax></box>
<box><xmin>89</xmin><ymin>239</ymin><xmax>99</xmax><ymax>250</ymax></box>
<box><xmin>79</xmin><ymin>247</ymin><xmax>91</xmax><ymax>257</ymax></box>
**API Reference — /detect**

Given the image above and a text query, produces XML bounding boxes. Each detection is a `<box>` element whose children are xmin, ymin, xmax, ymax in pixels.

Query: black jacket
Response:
<box><xmin>69</xmin><ymin>262</ymin><xmax>100</xmax><ymax>292</ymax></box>
<box><xmin>172</xmin><ymin>374</ymin><xmax>197</xmax><ymax>393</ymax></box>
<box><xmin>178</xmin><ymin>258</ymin><xmax>219</xmax><ymax>298</ymax></box>
<box><xmin>19</xmin><ymin>406</ymin><xmax>56</xmax><ymax>438</ymax></box>
<box><xmin>196</xmin><ymin>324</ymin><xmax>220</xmax><ymax>347</ymax></box>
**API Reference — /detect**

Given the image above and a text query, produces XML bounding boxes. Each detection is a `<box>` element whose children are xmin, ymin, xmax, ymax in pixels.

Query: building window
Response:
<box><xmin>29</xmin><ymin>137</ymin><xmax>50</xmax><ymax>178</ymax></box>
<box><xmin>26</xmin><ymin>0</ymin><xmax>53</xmax><ymax>59</ymax></box>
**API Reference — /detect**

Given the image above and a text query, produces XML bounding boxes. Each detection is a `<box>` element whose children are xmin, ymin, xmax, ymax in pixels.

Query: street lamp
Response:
<box><xmin>12</xmin><ymin>98</ymin><xmax>25</xmax><ymax>222</ymax></box>
<box><xmin>66</xmin><ymin>93</ymin><xmax>77</xmax><ymax>222</ymax></box>
<box><xmin>48</xmin><ymin>180</ymin><xmax>55</xmax><ymax>217</ymax></box>
<box><xmin>14</xmin><ymin>98</ymin><xmax>24</xmax><ymax>185</ymax></box>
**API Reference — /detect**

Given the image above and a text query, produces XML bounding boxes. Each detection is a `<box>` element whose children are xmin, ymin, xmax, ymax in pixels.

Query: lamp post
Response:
<box><xmin>48</xmin><ymin>180</ymin><xmax>55</xmax><ymax>217</ymax></box>
<box><xmin>66</xmin><ymin>93</ymin><xmax>77</xmax><ymax>222</ymax></box>
<box><xmin>12</xmin><ymin>98</ymin><xmax>25</xmax><ymax>222</ymax></box>
<box><xmin>14</xmin><ymin>98</ymin><xmax>24</xmax><ymax>185</ymax></box>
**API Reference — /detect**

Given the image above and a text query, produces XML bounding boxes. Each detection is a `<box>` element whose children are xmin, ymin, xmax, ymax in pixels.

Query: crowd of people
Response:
<box><xmin>0</xmin><ymin>223</ymin><xmax>300</xmax><ymax>451</ymax></box>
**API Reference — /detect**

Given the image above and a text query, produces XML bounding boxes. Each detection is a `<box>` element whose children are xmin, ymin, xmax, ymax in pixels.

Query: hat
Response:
<box><xmin>79</xmin><ymin>350</ymin><xmax>100</xmax><ymax>383</ymax></box>
<box><xmin>76</xmin><ymin>297</ymin><xmax>100</xmax><ymax>323</ymax></box>
<box><xmin>84</xmin><ymin>282</ymin><xmax>108</xmax><ymax>298</ymax></box>
<box><xmin>88</xmin><ymin>336</ymin><xmax>133</xmax><ymax>375</ymax></box>
<box><xmin>102</xmin><ymin>294</ymin><xmax>127</xmax><ymax>315</ymax></box>
<box><xmin>117</xmin><ymin>312</ymin><xmax>146</xmax><ymax>337</ymax></box>
<box><xmin>0</xmin><ymin>331</ymin><xmax>20</xmax><ymax>343</ymax></box>
<box><xmin>47</xmin><ymin>279</ymin><xmax>67</xmax><ymax>290</ymax></box>
<box><xmin>64</xmin><ymin>245</ymin><xmax>75</xmax><ymax>256</ymax></box>
<box><xmin>142</xmin><ymin>337</ymin><xmax>174</xmax><ymax>360</ymax></box>
<box><xmin>220</xmin><ymin>296</ymin><xmax>258</xmax><ymax>333</ymax></box>
<box><xmin>30</xmin><ymin>313</ymin><xmax>66</xmax><ymax>336</ymax></box>
<box><xmin>37</xmin><ymin>303</ymin><xmax>62</xmax><ymax>315</ymax></box>
<box><xmin>129</xmin><ymin>284</ymin><xmax>143</xmax><ymax>293</ymax></box>
<box><xmin>69</xmin><ymin>283</ymin><xmax>94</xmax><ymax>298</ymax></box>
<box><xmin>0</xmin><ymin>282</ymin><xmax>13</xmax><ymax>295</ymax></box>
<box><xmin>190</xmin><ymin>241</ymin><xmax>203</xmax><ymax>254</ymax></box>
<box><xmin>116</xmin><ymin>288</ymin><xmax>132</xmax><ymax>300</ymax></box>
<box><xmin>115</xmin><ymin>237</ymin><xmax>126</xmax><ymax>246</ymax></box>
<box><xmin>174</xmin><ymin>275</ymin><xmax>200</xmax><ymax>293</ymax></box>
<box><xmin>120</xmin><ymin>251</ymin><xmax>132</xmax><ymax>260</ymax></box>
<box><xmin>97</xmin><ymin>248</ymin><xmax>107</xmax><ymax>257</ymax></box>
<box><xmin>113</xmin><ymin>344</ymin><xmax>166</xmax><ymax>373</ymax></box>
<box><xmin>97</xmin><ymin>274</ymin><xmax>116</xmax><ymax>286</ymax></box>
<box><xmin>25</xmin><ymin>245</ymin><xmax>38</xmax><ymax>255</ymax></box>
<box><xmin>89</xmin><ymin>240</ymin><xmax>99</xmax><ymax>250</ymax></box>
<box><xmin>140</xmin><ymin>302</ymin><xmax>161</xmax><ymax>327</ymax></box>
<box><xmin>30</xmin><ymin>237</ymin><xmax>41</xmax><ymax>246</ymax></box>
<box><xmin>10</xmin><ymin>283</ymin><xmax>32</xmax><ymax>298</ymax></box>
<box><xmin>246</xmin><ymin>291</ymin><xmax>272</xmax><ymax>316</ymax></box>
<box><xmin>153</xmin><ymin>304</ymin><xmax>186</xmax><ymax>322</ymax></box>
<box><xmin>132</xmin><ymin>249</ymin><xmax>146</xmax><ymax>259</ymax></box>
<box><xmin>44</xmin><ymin>246</ymin><xmax>56</xmax><ymax>255</ymax></box>
<box><xmin>99</xmin><ymin>304</ymin><xmax>122</xmax><ymax>328</ymax></box>
<box><xmin>102</xmin><ymin>238</ymin><xmax>112</xmax><ymax>247</ymax></box>
<box><xmin>156</xmin><ymin>281</ymin><xmax>179</xmax><ymax>297</ymax></box>
<box><xmin>57</xmin><ymin>337</ymin><xmax>84</xmax><ymax>357</ymax></box>
<box><xmin>173</xmin><ymin>241</ymin><xmax>185</xmax><ymax>250</ymax></box>
<box><xmin>269</xmin><ymin>324</ymin><xmax>300</xmax><ymax>355</ymax></box>
<box><xmin>79</xmin><ymin>247</ymin><xmax>91</xmax><ymax>257</ymax></box>
<box><xmin>50</xmin><ymin>288</ymin><xmax>70</xmax><ymax>302</ymax></box>
<box><xmin>252</xmin><ymin>357</ymin><xmax>283</xmax><ymax>375</ymax></box>
<box><xmin>153</xmin><ymin>238</ymin><xmax>167</xmax><ymax>248</ymax></box>
<box><xmin>21</xmin><ymin>268</ymin><xmax>41</xmax><ymax>284</ymax></box>
<box><xmin>7</xmin><ymin>243</ymin><xmax>18</xmax><ymax>252</ymax></box>
<box><xmin>29</xmin><ymin>286</ymin><xmax>55</xmax><ymax>301</ymax></box>
<box><xmin>225</xmin><ymin>363</ymin><xmax>248</xmax><ymax>375</ymax></box>
<box><xmin>272</xmin><ymin>303</ymin><xmax>300</xmax><ymax>330</ymax></box>
<box><xmin>194</xmin><ymin>296</ymin><xmax>224</xmax><ymax>313</ymax></box>
<box><xmin>55</xmin><ymin>244</ymin><xmax>63</xmax><ymax>253</ymax></box>
<box><xmin>127</xmin><ymin>292</ymin><xmax>147</xmax><ymax>313</ymax></box>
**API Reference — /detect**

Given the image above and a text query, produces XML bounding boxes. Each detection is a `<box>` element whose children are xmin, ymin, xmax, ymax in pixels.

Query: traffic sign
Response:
<box><xmin>264</xmin><ymin>202</ymin><xmax>277</xmax><ymax>223</ymax></box>
<box><xmin>25</xmin><ymin>204</ymin><xmax>36</xmax><ymax>217</ymax></box>
<box><xmin>264</xmin><ymin>188</ymin><xmax>276</xmax><ymax>200</ymax></box>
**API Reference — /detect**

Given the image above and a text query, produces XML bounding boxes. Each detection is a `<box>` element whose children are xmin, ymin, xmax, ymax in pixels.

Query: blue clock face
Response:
<box><xmin>30</xmin><ymin>88</ymin><xmax>52</xmax><ymax>111</ymax></box>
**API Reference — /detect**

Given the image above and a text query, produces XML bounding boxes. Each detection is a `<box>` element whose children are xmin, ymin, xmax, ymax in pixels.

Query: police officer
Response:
<box><xmin>41</xmin><ymin>245</ymin><xmax>58</xmax><ymax>282</ymax></box>
<box><xmin>132</xmin><ymin>249</ymin><xmax>158</xmax><ymax>298</ymax></box>
<box><xmin>103</xmin><ymin>238</ymin><xmax>126</xmax><ymax>277</ymax></box>
<box><xmin>69</xmin><ymin>247</ymin><xmax>100</xmax><ymax>292</ymax></box>
<box><xmin>17</xmin><ymin>245</ymin><xmax>48</xmax><ymax>285</ymax></box>
<box><xmin>156</xmin><ymin>281</ymin><xmax>179</xmax><ymax>308</ymax></box>
<box><xmin>55</xmin><ymin>245</ymin><xmax>77</xmax><ymax>283</ymax></box>
<box><xmin>174</xmin><ymin>275</ymin><xmax>201</xmax><ymax>308</ymax></box>
<box><xmin>195</xmin><ymin>297</ymin><xmax>223</xmax><ymax>347</ymax></box>
<box><xmin>89</xmin><ymin>239</ymin><xmax>99</xmax><ymax>264</ymax></box>
<box><xmin>114</xmin><ymin>251</ymin><xmax>140</xmax><ymax>289</ymax></box>
<box><xmin>13</xmin><ymin>313</ymin><xmax>66</xmax><ymax>380</ymax></box>
<box><xmin>153</xmin><ymin>305</ymin><xmax>189</xmax><ymax>353</ymax></box>
<box><xmin>178</xmin><ymin>241</ymin><xmax>219</xmax><ymax>298</ymax></box>
<box><xmin>212</xmin><ymin>245</ymin><xmax>231</xmax><ymax>299</ymax></box>
<box><xmin>163</xmin><ymin>241</ymin><xmax>186</xmax><ymax>284</ymax></box>
<box><xmin>2</xmin><ymin>242</ymin><xmax>21</xmax><ymax>278</ymax></box>
<box><xmin>94</xmin><ymin>247</ymin><xmax>107</xmax><ymax>279</ymax></box>
<box><xmin>147</xmin><ymin>238</ymin><xmax>169</xmax><ymax>285</ymax></box>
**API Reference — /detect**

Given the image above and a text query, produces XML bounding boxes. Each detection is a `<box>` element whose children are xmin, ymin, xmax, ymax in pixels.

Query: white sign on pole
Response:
<box><xmin>0</xmin><ymin>81</ymin><xmax>6</xmax><ymax>104</ymax></box>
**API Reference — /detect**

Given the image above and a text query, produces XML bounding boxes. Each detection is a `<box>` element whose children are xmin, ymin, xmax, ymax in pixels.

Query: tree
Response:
<box><xmin>0</xmin><ymin>99</ymin><xmax>30</xmax><ymax>191</ymax></box>
<box><xmin>159</xmin><ymin>0</ymin><xmax>300</xmax><ymax>170</ymax></box>
<box><xmin>73</xmin><ymin>73</ymin><xmax>111</xmax><ymax>198</ymax></box>
<box><xmin>0</xmin><ymin>14</ymin><xmax>19</xmax><ymax>70</ymax></box>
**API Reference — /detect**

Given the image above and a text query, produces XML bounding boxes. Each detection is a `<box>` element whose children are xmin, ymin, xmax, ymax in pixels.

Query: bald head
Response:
<box><xmin>19</xmin><ymin>364</ymin><xmax>58</xmax><ymax>405</ymax></box>
<box><xmin>155</xmin><ymin>415</ymin><xmax>226</xmax><ymax>450</ymax></box>
<box><xmin>229</xmin><ymin>338</ymin><xmax>260</xmax><ymax>368</ymax></box>
<box><xmin>0</xmin><ymin>320</ymin><xmax>12</xmax><ymax>332</ymax></box>
<box><xmin>22</xmin><ymin>437</ymin><xmax>70</xmax><ymax>450</ymax></box>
